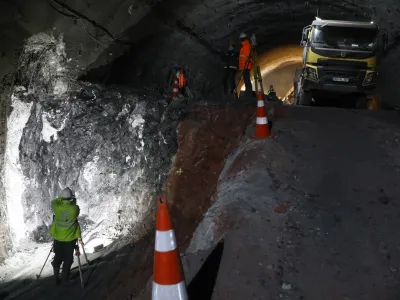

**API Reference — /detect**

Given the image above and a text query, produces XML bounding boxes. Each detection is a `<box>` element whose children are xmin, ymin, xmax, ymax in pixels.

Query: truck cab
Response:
<box><xmin>294</xmin><ymin>18</ymin><xmax>387</xmax><ymax>106</ymax></box>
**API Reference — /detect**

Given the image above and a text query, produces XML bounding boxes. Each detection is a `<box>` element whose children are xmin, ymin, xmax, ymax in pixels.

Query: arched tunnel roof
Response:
<box><xmin>0</xmin><ymin>0</ymin><xmax>400</xmax><ymax>103</ymax></box>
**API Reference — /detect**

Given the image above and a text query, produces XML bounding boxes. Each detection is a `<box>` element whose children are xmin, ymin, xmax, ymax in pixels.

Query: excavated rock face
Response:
<box><xmin>8</xmin><ymin>83</ymin><xmax>184</xmax><ymax>247</ymax></box>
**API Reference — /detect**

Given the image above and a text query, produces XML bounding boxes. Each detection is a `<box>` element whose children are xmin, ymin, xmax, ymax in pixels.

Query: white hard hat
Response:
<box><xmin>239</xmin><ymin>32</ymin><xmax>247</xmax><ymax>39</ymax></box>
<box><xmin>61</xmin><ymin>187</ymin><xmax>73</xmax><ymax>199</ymax></box>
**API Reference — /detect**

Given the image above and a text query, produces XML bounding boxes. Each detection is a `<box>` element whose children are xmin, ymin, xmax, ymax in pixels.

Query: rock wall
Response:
<box><xmin>0</xmin><ymin>74</ymin><xmax>12</xmax><ymax>262</ymax></box>
<box><xmin>3</xmin><ymin>83</ymin><xmax>185</xmax><ymax>253</ymax></box>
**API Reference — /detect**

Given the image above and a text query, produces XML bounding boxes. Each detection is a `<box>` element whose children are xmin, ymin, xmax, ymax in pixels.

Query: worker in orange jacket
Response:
<box><xmin>177</xmin><ymin>68</ymin><xmax>186</xmax><ymax>95</ymax></box>
<box><xmin>238</xmin><ymin>32</ymin><xmax>253</xmax><ymax>97</ymax></box>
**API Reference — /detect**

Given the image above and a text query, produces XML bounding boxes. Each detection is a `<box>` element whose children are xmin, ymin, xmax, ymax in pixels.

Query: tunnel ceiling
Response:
<box><xmin>1</xmin><ymin>0</ymin><xmax>400</xmax><ymax>100</ymax></box>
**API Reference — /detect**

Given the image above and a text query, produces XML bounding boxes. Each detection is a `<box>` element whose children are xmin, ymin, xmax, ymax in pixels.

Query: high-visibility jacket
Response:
<box><xmin>239</xmin><ymin>40</ymin><xmax>253</xmax><ymax>70</ymax></box>
<box><xmin>178</xmin><ymin>69</ymin><xmax>186</xmax><ymax>88</ymax></box>
<box><xmin>267</xmin><ymin>88</ymin><xmax>276</xmax><ymax>95</ymax></box>
<box><xmin>49</xmin><ymin>197</ymin><xmax>81</xmax><ymax>242</ymax></box>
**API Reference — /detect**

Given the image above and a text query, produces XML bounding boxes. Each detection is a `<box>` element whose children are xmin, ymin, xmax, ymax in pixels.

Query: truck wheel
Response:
<box><xmin>298</xmin><ymin>90</ymin><xmax>312</xmax><ymax>106</ymax></box>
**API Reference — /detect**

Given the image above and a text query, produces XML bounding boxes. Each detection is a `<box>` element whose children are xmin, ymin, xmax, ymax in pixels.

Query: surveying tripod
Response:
<box><xmin>233</xmin><ymin>34</ymin><xmax>265</xmax><ymax>98</ymax></box>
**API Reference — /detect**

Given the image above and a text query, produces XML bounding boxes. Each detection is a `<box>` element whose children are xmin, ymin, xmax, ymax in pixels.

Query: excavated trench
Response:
<box><xmin>1</xmin><ymin>0</ymin><xmax>400</xmax><ymax>299</ymax></box>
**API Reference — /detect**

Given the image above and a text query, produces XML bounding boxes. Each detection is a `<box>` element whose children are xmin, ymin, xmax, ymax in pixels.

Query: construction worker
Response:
<box><xmin>49</xmin><ymin>187</ymin><xmax>81</xmax><ymax>286</ymax></box>
<box><xmin>223</xmin><ymin>43</ymin><xmax>238</xmax><ymax>95</ymax></box>
<box><xmin>267</xmin><ymin>85</ymin><xmax>278</xmax><ymax>101</ymax></box>
<box><xmin>238</xmin><ymin>32</ymin><xmax>253</xmax><ymax>97</ymax></box>
<box><xmin>177</xmin><ymin>68</ymin><xmax>186</xmax><ymax>96</ymax></box>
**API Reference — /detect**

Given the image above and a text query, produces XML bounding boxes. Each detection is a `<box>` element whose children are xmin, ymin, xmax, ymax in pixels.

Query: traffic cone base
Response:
<box><xmin>152</xmin><ymin>195</ymin><xmax>188</xmax><ymax>300</ymax></box>
<box><xmin>152</xmin><ymin>282</ymin><xmax>188</xmax><ymax>300</ymax></box>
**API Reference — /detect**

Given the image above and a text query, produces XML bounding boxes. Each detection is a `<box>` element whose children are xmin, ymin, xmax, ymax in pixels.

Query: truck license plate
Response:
<box><xmin>332</xmin><ymin>77</ymin><xmax>349</xmax><ymax>83</ymax></box>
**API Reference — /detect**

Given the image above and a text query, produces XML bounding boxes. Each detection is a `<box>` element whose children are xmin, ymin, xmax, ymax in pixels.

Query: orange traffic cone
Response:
<box><xmin>171</xmin><ymin>79</ymin><xmax>179</xmax><ymax>99</ymax></box>
<box><xmin>251</xmin><ymin>90</ymin><xmax>270</xmax><ymax>139</ymax></box>
<box><xmin>152</xmin><ymin>195</ymin><xmax>188</xmax><ymax>300</ymax></box>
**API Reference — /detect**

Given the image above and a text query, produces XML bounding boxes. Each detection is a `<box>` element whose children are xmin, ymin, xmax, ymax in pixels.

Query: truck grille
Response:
<box><xmin>317</xmin><ymin>59</ymin><xmax>368</xmax><ymax>69</ymax></box>
<box><xmin>317</xmin><ymin>67</ymin><xmax>366</xmax><ymax>85</ymax></box>
<box><xmin>324</xmin><ymin>70</ymin><xmax>360</xmax><ymax>78</ymax></box>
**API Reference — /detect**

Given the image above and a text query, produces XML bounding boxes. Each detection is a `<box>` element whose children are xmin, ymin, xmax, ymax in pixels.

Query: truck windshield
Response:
<box><xmin>312</xmin><ymin>25</ymin><xmax>377</xmax><ymax>50</ymax></box>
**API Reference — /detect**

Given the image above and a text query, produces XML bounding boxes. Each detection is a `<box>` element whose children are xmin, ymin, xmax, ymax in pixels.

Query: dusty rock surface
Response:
<box><xmin>189</xmin><ymin>106</ymin><xmax>400</xmax><ymax>299</ymax></box>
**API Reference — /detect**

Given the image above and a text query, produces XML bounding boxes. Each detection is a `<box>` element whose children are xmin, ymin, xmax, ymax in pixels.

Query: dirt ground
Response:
<box><xmin>165</xmin><ymin>103</ymin><xmax>255</xmax><ymax>249</ymax></box>
<box><xmin>189</xmin><ymin>106</ymin><xmax>400</xmax><ymax>300</ymax></box>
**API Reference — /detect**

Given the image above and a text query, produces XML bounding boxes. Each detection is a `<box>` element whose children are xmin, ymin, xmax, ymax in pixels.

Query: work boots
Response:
<box><xmin>51</xmin><ymin>261</ymin><xmax>61</xmax><ymax>286</ymax></box>
<box><xmin>61</xmin><ymin>266</ymin><xmax>71</xmax><ymax>286</ymax></box>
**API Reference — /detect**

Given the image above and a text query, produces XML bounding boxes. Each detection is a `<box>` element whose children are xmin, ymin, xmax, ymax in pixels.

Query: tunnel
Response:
<box><xmin>1</xmin><ymin>0</ymin><xmax>400</xmax><ymax>299</ymax></box>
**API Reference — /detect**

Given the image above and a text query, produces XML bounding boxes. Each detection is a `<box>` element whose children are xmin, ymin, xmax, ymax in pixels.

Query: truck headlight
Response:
<box><xmin>305</xmin><ymin>67</ymin><xmax>318</xmax><ymax>81</ymax></box>
<box><xmin>363</xmin><ymin>72</ymin><xmax>376</xmax><ymax>85</ymax></box>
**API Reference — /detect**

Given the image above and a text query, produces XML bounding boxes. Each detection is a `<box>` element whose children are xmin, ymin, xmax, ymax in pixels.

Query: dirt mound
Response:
<box><xmin>165</xmin><ymin>103</ymin><xmax>255</xmax><ymax>249</ymax></box>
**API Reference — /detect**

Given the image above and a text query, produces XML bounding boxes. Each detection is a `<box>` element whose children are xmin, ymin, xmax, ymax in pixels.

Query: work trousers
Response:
<box><xmin>242</xmin><ymin>69</ymin><xmax>253</xmax><ymax>97</ymax></box>
<box><xmin>53</xmin><ymin>239</ymin><xmax>76</xmax><ymax>272</ymax></box>
<box><xmin>223</xmin><ymin>68</ymin><xmax>237</xmax><ymax>95</ymax></box>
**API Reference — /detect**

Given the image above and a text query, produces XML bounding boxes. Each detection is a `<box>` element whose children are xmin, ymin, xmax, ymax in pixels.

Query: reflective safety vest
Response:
<box><xmin>49</xmin><ymin>197</ymin><xmax>81</xmax><ymax>242</ymax></box>
<box><xmin>178</xmin><ymin>69</ymin><xmax>186</xmax><ymax>88</ymax></box>
<box><xmin>267</xmin><ymin>88</ymin><xmax>276</xmax><ymax>95</ymax></box>
<box><xmin>239</xmin><ymin>40</ymin><xmax>253</xmax><ymax>70</ymax></box>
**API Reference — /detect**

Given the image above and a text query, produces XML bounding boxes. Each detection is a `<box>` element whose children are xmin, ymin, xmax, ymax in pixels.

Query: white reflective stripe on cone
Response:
<box><xmin>152</xmin><ymin>281</ymin><xmax>188</xmax><ymax>300</ymax></box>
<box><xmin>155</xmin><ymin>230</ymin><xmax>177</xmax><ymax>252</ymax></box>
<box><xmin>257</xmin><ymin>117</ymin><xmax>268</xmax><ymax>125</ymax></box>
<box><xmin>257</xmin><ymin>100</ymin><xmax>264</xmax><ymax>107</ymax></box>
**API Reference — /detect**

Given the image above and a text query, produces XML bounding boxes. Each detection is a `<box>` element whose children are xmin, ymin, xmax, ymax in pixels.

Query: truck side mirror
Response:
<box><xmin>300</xmin><ymin>26</ymin><xmax>311</xmax><ymax>48</ymax></box>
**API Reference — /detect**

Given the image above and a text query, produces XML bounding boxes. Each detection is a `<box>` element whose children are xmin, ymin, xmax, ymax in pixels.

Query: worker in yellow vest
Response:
<box><xmin>49</xmin><ymin>187</ymin><xmax>81</xmax><ymax>286</ymax></box>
